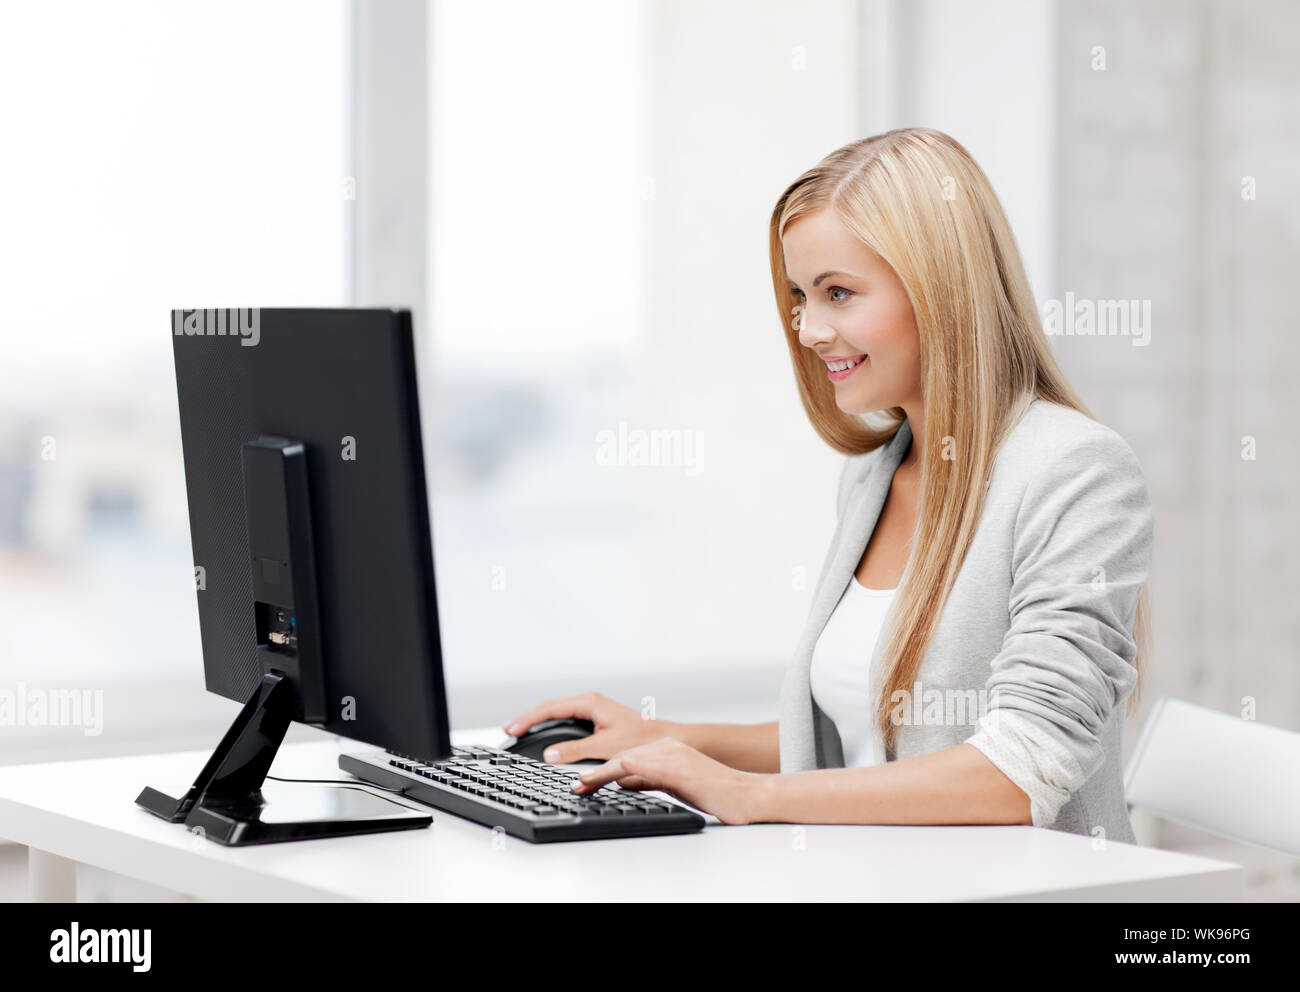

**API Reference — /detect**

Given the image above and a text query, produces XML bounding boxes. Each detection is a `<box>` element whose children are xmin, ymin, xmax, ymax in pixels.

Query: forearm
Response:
<box><xmin>748</xmin><ymin>742</ymin><xmax>1032</xmax><ymax>825</ymax></box>
<box><xmin>666</xmin><ymin>720</ymin><xmax>779</xmax><ymax>773</ymax></box>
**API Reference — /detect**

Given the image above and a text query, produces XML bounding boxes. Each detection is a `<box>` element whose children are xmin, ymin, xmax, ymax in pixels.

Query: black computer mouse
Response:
<box><xmin>503</xmin><ymin>717</ymin><xmax>602</xmax><ymax>764</ymax></box>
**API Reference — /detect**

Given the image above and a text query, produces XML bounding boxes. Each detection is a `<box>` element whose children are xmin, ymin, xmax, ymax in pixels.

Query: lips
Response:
<box><xmin>823</xmin><ymin>354</ymin><xmax>867</xmax><ymax>382</ymax></box>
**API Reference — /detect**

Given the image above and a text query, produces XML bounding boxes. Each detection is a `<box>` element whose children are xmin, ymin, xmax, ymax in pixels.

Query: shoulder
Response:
<box><xmin>996</xmin><ymin>398</ymin><xmax>1146</xmax><ymax>487</ymax></box>
<box><xmin>996</xmin><ymin>399</ymin><xmax>1153</xmax><ymax>558</ymax></box>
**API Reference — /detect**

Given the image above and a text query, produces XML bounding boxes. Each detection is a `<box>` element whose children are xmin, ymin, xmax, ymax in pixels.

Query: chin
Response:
<box><xmin>834</xmin><ymin>390</ymin><xmax>876</xmax><ymax>416</ymax></box>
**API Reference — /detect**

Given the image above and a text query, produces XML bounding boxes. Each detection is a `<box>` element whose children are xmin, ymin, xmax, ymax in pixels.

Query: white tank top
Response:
<box><xmin>809</xmin><ymin>575</ymin><xmax>897</xmax><ymax>768</ymax></box>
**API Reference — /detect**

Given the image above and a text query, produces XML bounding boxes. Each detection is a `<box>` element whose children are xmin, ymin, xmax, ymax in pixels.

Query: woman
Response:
<box><xmin>503</xmin><ymin>128</ymin><xmax>1153</xmax><ymax>842</ymax></box>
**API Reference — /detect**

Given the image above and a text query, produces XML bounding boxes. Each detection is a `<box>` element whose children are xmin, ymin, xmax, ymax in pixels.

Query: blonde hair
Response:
<box><xmin>768</xmin><ymin>127</ymin><xmax>1150</xmax><ymax>754</ymax></box>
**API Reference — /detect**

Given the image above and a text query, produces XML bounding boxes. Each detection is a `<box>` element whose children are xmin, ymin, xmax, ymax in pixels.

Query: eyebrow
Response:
<box><xmin>786</xmin><ymin>270</ymin><xmax>859</xmax><ymax>289</ymax></box>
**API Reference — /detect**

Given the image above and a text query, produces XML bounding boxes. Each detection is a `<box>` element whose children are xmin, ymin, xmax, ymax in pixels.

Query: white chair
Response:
<box><xmin>1124</xmin><ymin>695</ymin><xmax>1300</xmax><ymax>857</ymax></box>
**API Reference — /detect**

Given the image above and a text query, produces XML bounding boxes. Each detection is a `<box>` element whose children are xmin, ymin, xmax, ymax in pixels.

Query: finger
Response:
<box><xmin>540</xmin><ymin>732</ymin><xmax>604</xmax><ymax>765</ymax></box>
<box><xmin>611</xmin><ymin>775</ymin><xmax>655</xmax><ymax>791</ymax></box>
<box><xmin>570</xmin><ymin>756</ymin><xmax>632</xmax><ymax>793</ymax></box>
<box><xmin>501</xmin><ymin>693</ymin><xmax>599</xmax><ymax>737</ymax></box>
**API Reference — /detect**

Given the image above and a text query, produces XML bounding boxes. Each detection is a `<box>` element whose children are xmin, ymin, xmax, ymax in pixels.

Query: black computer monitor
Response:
<box><xmin>136</xmin><ymin>308</ymin><xmax>451</xmax><ymax>845</ymax></box>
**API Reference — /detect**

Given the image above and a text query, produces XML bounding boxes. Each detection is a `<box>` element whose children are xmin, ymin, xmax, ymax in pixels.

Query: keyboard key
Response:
<box><xmin>357</xmin><ymin>751</ymin><xmax>706</xmax><ymax>842</ymax></box>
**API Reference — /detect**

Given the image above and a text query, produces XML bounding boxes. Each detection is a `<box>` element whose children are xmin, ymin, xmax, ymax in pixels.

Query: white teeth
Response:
<box><xmin>828</xmin><ymin>357</ymin><xmax>862</xmax><ymax>372</ymax></box>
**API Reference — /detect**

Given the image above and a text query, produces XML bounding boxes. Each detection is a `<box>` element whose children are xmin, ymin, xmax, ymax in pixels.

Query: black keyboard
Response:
<box><xmin>339</xmin><ymin>744</ymin><xmax>706</xmax><ymax>843</ymax></box>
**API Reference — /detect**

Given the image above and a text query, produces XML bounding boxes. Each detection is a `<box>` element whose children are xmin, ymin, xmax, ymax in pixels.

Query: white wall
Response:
<box><xmin>863</xmin><ymin>0</ymin><xmax>1058</xmax><ymax>300</ymax></box>
<box><xmin>643</xmin><ymin>0</ymin><xmax>863</xmax><ymax>682</ymax></box>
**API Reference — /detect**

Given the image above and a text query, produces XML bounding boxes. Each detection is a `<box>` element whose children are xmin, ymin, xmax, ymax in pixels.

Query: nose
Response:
<box><xmin>796</xmin><ymin>302</ymin><xmax>835</xmax><ymax>350</ymax></box>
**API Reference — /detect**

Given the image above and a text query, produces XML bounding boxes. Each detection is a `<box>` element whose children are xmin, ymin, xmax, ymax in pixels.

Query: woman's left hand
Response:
<box><xmin>569</xmin><ymin>737</ymin><xmax>767</xmax><ymax>825</ymax></box>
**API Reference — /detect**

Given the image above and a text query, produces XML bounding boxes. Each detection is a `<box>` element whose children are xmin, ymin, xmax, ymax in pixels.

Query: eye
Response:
<box><xmin>827</xmin><ymin>286</ymin><xmax>853</xmax><ymax>303</ymax></box>
<box><xmin>790</xmin><ymin>287</ymin><xmax>806</xmax><ymax>302</ymax></box>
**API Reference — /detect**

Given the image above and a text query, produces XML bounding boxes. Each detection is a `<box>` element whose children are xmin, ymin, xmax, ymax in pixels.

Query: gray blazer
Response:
<box><xmin>777</xmin><ymin>396</ymin><xmax>1154</xmax><ymax>843</ymax></box>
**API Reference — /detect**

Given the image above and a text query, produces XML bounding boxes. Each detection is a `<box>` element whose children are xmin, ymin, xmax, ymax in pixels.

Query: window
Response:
<box><xmin>0</xmin><ymin>0</ymin><xmax>350</xmax><ymax>759</ymax></box>
<box><xmin>426</xmin><ymin>0</ymin><xmax>654</xmax><ymax>689</ymax></box>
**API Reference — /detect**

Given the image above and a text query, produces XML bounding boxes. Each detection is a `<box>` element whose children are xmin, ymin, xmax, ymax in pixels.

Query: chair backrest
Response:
<box><xmin>1125</xmin><ymin>694</ymin><xmax>1300</xmax><ymax>857</ymax></box>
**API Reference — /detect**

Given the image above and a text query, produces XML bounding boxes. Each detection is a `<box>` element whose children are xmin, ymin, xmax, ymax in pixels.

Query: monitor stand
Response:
<box><xmin>135</xmin><ymin>671</ymin><xmax>430</xmax><ymax>846</ymax></box>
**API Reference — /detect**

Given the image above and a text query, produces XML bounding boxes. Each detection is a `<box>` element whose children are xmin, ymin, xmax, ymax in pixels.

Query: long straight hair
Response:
<box><xmin>769</xmin><ymin>128</ymin><xmax>1150</xmax><ymax>754</ymax></box>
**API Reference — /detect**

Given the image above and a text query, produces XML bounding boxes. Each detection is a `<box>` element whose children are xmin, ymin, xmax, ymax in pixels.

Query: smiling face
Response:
<box><xmin>782</xmin><ymin>207</ymin><xmax>923</xmax><ymax>417</ymax></box>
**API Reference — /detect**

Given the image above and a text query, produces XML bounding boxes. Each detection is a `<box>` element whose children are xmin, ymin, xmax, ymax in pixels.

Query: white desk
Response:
<box><xmin>0</xmin><ymin>727</ymin><xmax>1243</xmax><ymax>902</ymax></box>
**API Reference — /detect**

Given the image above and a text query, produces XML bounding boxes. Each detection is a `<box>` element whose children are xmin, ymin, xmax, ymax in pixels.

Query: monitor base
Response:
<box><xmin>135</xmin><ymin>671</ymin><xmax>431</xmax><ymax>846</ymax></box>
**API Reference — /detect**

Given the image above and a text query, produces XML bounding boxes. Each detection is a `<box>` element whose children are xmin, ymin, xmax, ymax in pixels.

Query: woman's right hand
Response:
<box><xmin>502</xmin><ymin>692</ymin><xmax>676</xmax><ymax>765</ymax></box>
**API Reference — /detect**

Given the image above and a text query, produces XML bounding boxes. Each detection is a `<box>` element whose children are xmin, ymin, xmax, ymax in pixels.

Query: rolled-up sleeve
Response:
<box><xmin>964</xmin><ymin>426</ymin><xmax>1154</xmax><ymax>827</ymax></box>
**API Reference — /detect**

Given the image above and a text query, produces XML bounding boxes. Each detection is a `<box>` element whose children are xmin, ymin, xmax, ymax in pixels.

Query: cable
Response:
<box><xmin>265</xmin><ymin>773</ymin><xmax>407</xmax><ymax>794</ymax></box>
